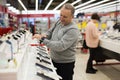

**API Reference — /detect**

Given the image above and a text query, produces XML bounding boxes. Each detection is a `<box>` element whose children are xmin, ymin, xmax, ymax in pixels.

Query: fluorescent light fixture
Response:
<box><xmin>36</xmin><ymin>0</ymin><xmax>38</xmax><ymax>11</ymax></box>
<box><xmin>76</xmin><ymin>0</ymin><xmax>110</xmax><ymax>11</ymax></box>
<box><xmin>18</xmin><ymin>0</ymin><xmax>27</xmax><ymax>11</ymax></box>
<box><xmin>80</xmin><ymin>4</ymin><xmax>119</xmax><ymax>13</ymax></box>
<box><xmin>53</xmin><ymin>0</ymin><xmax>68</xmax><ymax>10</ymax></box>
<box><xmin>5</xmin><ymin>3</ymin><xmax>10</xmax><ymax>6</ymax></box>
<box><xmin>71</xmin><ymin>0</ymin><xmax>81</xmax><ymax>6</ymax></box>
<box><xmin>76</xmin><ymin>0</ymin><xmax>120</xmax><ymax>13</ymax></box>
<box><xmin>82</xmin><ymin>0</ymin><xmax>119</xmax><ymax>12</ymax></box>
<box><xmin>8</xmin><ymin>6</ymin><xmax>20</xmax><ymax>13</ymax></box>
<box><xmin>93</xmin><ymin>4</ymin><xmax>119</xmax><ymax>12</ymax></box>
<box><xmin>8</xmin><ymin>6</ymin><xmax>14</xmax><ymax>10</ymax></box>
<box><xmin>44</xmin><ymin>0</ymin><xmax>53</xmax><ymax>10</ymax></box>
<box><xmin>75</xmin><ymin>0</ymin><xmax>96</xmax><ymax>9</ymax></box>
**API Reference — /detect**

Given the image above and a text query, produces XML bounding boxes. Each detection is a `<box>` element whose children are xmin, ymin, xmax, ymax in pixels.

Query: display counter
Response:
<box><xmin>100</xmin><ymin>36</ymin><xmax>120</xmax><ymax>54</ymax></box>
<box><xmin>0</xmin><ymin>30</ymin><xmax>32</xmax><ymax>80</ymax></box>
<box><xmin>0</xmin><ymin>30</ymin><xmax>61</xmax><ymax>80</ymax></box>
<box><xmin>24</xmin><ymin>39</ymin><xmax>61</xmax><ymax>80</ymax></box>
<box><xmin>99</xmin><ymin>35</ymin><xmax>120</xmax><ymax>61</ymax></box>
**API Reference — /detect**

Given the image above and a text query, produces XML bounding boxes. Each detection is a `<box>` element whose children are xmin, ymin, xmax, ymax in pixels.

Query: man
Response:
<box><xmin>33</xmin><ymin>3</ymin><xmax>79</xmax><ymax>80</ymax></box>
<box><xmin>85</xmin><ymin>13</ymin><xmax>101</xmax><ymax>74</ymax></box>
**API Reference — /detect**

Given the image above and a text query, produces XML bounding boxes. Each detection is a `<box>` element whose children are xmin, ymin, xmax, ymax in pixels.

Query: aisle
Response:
<box><xmin>73</xmin><ymin>49</ymin><xmax>120</xmax><ymax>80</ymax></box>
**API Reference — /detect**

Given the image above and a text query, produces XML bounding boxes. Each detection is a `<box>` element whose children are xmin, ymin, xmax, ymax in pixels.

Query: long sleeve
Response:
<box><xmin>85</xmin><ymin>21</ymin><xmax>100</xmax><ymax>48</ymax></box>
<box><xmin>42</xmin><ymin>21</ymin><xmax>79</xmax><ymax>63</ymax></box>
<box><xmin>43</xmin><ymin>28</ymin><xmax>79</xmax><ymax>52</ymax></box>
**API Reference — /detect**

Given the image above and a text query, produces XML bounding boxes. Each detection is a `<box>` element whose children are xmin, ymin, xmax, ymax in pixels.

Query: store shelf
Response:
<box><xmin>0</xmin><ymin>30</ymin><xmax>61</xmax><ymax>80</ymax></box>
<box><xmin>100</xmin><ymin>36</ymin><xmax>120</xmax><ymax>54</ymax></box>
<box><xmin>0</xmin><ymin>30</ymin><xmax>32</xmax><ymax>80</ymax></box>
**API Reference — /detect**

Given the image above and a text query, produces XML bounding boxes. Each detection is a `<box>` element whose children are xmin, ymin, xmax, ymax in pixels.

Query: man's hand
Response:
<box><xmin>32</xmin><ymin>34</ymin><xmax>47</xmax><ymax>39</ymax></box>
<box><xmin>32</xmin><ymin>34</ymin><xmax>42</xmax><ymax>39</ymax></box>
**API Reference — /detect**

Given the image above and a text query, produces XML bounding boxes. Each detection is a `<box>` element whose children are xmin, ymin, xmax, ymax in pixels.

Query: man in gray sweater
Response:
<box><xmin>33</xmin><ymin>3</ymin><xmax>79</xmax><ymax>80</ymax></box>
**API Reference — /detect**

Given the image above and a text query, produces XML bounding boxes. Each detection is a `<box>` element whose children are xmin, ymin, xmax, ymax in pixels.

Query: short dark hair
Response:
<box><xmin>91</xmin><ymin>13</ymin><xmax>100</xmax><ymax>21</ymax></box>
<box><xmin>62</xmin><ymin>3</ymin><xmax>75</xmax><ymax>16</ymax></box>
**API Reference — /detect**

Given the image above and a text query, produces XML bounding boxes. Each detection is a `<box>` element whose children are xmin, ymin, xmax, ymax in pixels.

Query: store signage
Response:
<box><xmin>17</xmin><ymin>14</ymin><xmax>54</xmax><ymax>18</ymax></box>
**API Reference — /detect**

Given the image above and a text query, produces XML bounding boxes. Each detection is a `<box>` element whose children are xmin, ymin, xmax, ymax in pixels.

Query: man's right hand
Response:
<box><xmin>32</xmin><ymin>34</ymin><xmax>47</xmax><ymax>39</ymax></box>
<box><xmin>32</xmin><ymin>34</ymin><xmax>42</xmax><ymax>39</ymax></box>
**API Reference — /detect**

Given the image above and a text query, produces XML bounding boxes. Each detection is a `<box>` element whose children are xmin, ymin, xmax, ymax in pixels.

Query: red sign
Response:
<box><xmin>17</xmin><ymin>14</ymin><xmax>54</xmax><ymax>18</ymax></box>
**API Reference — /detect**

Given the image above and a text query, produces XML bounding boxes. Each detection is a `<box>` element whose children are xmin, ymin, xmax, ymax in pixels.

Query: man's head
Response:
<box><xmin>60</xmin><ymin>3</ymin><xmax>75</xmax><ymax>26</ymax></box>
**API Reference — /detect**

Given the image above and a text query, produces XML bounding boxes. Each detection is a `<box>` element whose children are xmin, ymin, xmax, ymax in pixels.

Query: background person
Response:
<box><xmin>85</xmin><ymin>13</ymin><xmax>101</xmax><ymax>74</ymax></box>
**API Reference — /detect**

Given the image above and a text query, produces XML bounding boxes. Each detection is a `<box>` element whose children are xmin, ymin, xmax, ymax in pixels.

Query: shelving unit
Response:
<box><xmin>0</xmin><ymin>29</ymin><xmax>32</xmax><ymax>80</ymax></box>
<box><xmin>0</xmin><ymin>12</ymin><xmax>8</xmax><ymax>27</ymax></box>
<box><xmin>0</xmin><ymin>29</ymin><xmax>60</xmax><ymax>80</ymax></box>
<box><xmin>8</xmin><ymin>13</ymin><xmax>18</xmax><ymax>27</ymax></box>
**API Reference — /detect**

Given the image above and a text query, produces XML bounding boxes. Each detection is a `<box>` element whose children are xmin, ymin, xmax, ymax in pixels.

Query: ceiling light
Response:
<box><xmin>5</xmin><ymin>3</ymin><xmax>10</xmax><ymax>7</ymax></box>
<box><xmin>71</xmin><ymin>0</ymin><xmax>81</xmax><ymax>6</ymax></box>
<box><xmin>80</xmin><ymin>3</ymin><xmax>119</xmax><ymax>13</ymax></box>
<box><xmin>18</xmin><ymin>0</ymin><xmax>27</xmax><ymax>11</ymax></box>
<box><xmin>44</xmin><ymin>0</ymin><xmax>53</xmax><ymax>10</ymax></box>
<box><xmin>76</xmin><ymin>0</ymin><xmax>110</xmax><ymax>11</ymax></box>
<box><xmin>53</xmin><ymin>0</ymin><xmax>68</xmax><ymax>10</ymax></box>
<box><xmin>83</xmin><ymin>0</ymin><xmax>119</xmax><ymax>12</ymax></box>
<box><xmin>92</xmin><ymin>4</ymin><xmax>119</xmax><ymax>12</ymax></box>
<box><xmin>75</xmin><ymin>0</ymin><xmax>96</xmax><ymax>9</ymax></box>
<box><xmin>8</xmin><ymin>6</ymin><xmax>14</xmax><ymax>10</ymax></box>
<box><xmin>36</xmin><ymin>0</ymin><xmax>38</xmax><ymax>11</ymax></box>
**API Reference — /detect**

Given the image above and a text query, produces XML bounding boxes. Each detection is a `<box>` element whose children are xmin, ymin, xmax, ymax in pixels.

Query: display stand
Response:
<box><xmin>0</xmin><ymin>29</ymin><xmax>32</xmax><ymax>80</ymax></box>
<box><xmin>0</xmin><ymin>29</ymin><xmax>61</xmax><ymax>80</ymax></box>
<box><xmin>28</xmin><ymin>39</ymin><xmax>61</xmax><ymax>80</ymax></box>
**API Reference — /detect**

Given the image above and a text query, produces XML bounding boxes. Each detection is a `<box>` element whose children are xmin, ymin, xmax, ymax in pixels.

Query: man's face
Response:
<box><xmin>60</xmin><ymin>8</ymin><xmax>73</xmax><ymax>26</ymax></box>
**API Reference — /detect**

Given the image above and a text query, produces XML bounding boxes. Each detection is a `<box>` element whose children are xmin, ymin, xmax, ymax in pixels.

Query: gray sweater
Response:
<box><xmin>43</xmin><ymin>20</ymin><xmax>79</xmax><ymax>63</ymax></box>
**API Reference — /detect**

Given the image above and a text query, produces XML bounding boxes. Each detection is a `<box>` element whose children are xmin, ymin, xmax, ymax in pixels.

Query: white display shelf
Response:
<box><xmin>0</xmin><ymin>30</ymin><xmax>32</xmax><ymax>80</ymax></box>
<box><xmin>0</xmin><ymin>44</ymin><xmax>28</xmax><ymax>80</ymax></box>
<box><xmin>100</xmin><ymin>36</ymin><xmax>120</xmax><ymax>54</ymax></box>
<box><xmin>0</xmin><ymin>31</ymin><xmax>60</xmax><ymax>80</ymax></box>
<box><xmin>23</xmin><ymin>39</ymin><xmax>61</xmax><ymax>80</ymax></box>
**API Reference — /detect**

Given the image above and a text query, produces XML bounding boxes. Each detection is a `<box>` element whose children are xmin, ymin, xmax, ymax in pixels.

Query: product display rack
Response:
<box><xmin>8</xmin><ymin>13</ymin><xmax>18</xmax><ymax>27</ymax></box>
<box><xmin>35</xmin><ymin>46</ymin><xmax>61</xmax><ymax>80</ymax></box>
<box><xmin>0</xmin><ymin>29</ymin><xmax>61</xmax><ymax>80</ymax></box>
<box><xmin>0</xmin><ymin>29</ymin><xmax>32</xmax><ymax>80</ymax></box>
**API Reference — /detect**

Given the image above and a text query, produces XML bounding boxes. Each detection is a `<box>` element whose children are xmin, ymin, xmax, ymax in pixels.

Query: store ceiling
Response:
<box><xmin>6</xmin><ymin>0</ymin><xmax>86</xmax><ymax>10</ymax></box>
<box><xmin>6</xmin><ymin>0</ymin><xmax>119</xmax><ymax>12</ymax></box>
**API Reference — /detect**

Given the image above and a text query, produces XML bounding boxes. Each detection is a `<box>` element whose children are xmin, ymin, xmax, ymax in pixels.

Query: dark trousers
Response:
<box><xmin>52</xmin><ymin>61</ymin><xmax>75</xmax><ymax>80</ymax></box>
<box><xmin>86</xmin><ymin>47</ymin><xmax>98</xmax><ymax>70</ymax></box>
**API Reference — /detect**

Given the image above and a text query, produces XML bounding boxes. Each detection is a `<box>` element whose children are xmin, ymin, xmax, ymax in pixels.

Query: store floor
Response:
<box><xmin>73</xmin><ymin>49</ymin><xmax>120</xmax><ymax>80</ymax></box>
